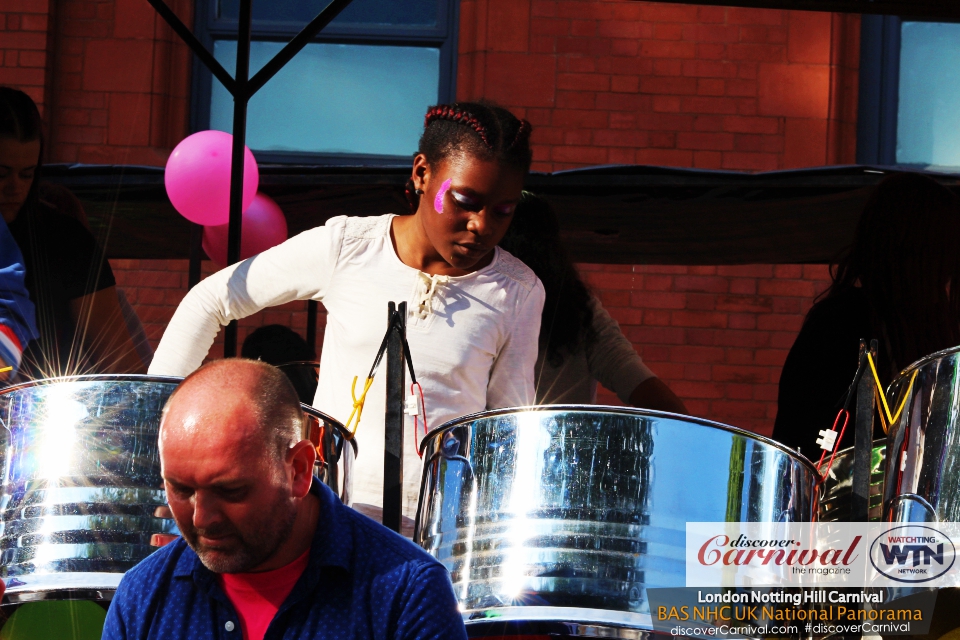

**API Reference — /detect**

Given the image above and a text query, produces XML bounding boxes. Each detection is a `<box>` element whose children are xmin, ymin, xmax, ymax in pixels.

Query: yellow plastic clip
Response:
<box><xmin>866</xmin><ymin>352</ymin><xmax>917</xmax><ymax>432</ymax></box>
<box><xmin>343</xmin><ymin>376</ymin><xmax>374</xmax><ymax>439</ymax></box>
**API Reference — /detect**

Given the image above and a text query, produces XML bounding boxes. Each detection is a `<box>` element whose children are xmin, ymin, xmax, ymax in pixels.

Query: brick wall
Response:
<box><xmin>0</xmin><ymin>0</ymin><xmax>54</xmax><ymax>116</ymax></box>
<box><xmin>459</xmin><ymin>0</ymin><xmax>860</xmax><ymax>171</ymax></box>
<box><xmin>44</xmin><ymin>0</ymin><xmax>193</xmax><ymax>165</ymax></box>
<box><xmin>4</xmin><ymin>0</ymin><xmax>856</xmax><ymax>436</ymax></box>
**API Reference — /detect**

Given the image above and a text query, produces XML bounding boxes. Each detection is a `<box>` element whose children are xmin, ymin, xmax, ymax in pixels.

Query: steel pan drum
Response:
<box><xmin>818</xmin><ymin>440</ymin><xmax>886</xmax><ymax>522</ymax></box>
<box><xmin>0</xmin><ymin>375</ymin><xmax>354</xmax><ymax>605</ymax></box>
<box><xmin>884</xmin><ymin>345</ymin><xmax>960</xmax><ymax>523</ymax></box>
<box><xmin>414</xmin><ymin>406</ymin><xmax>819</xmax><ymax>636</ymax></box>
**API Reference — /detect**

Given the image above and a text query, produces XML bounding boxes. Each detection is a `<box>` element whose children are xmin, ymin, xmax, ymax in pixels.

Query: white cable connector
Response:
<box><xmin>816</xmin><ymin>429</ymin><xmax>838</xmax><ymax>452</ymax></box>
<box><xmin>404</xmin><ymin>394</ymin><xmax>420</xmax><ymax>416</ymax></box>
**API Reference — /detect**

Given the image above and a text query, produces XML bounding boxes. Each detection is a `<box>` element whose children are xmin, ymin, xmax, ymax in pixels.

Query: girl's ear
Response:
<box><xmin>411</xmin><ymin>153</ymin><xmax>431</xmax><ymax>191</ymax></box>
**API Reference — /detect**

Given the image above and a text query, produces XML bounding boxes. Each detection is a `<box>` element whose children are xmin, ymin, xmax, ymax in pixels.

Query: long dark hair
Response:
<box><xmin>404</xmin><ymin>101</ymin><xmax>532</xmax><ymax>213</ymax></box>
<box><xmin>824</xmin><ymin>172</ymin><xmax>960</xmax><ymax>372</ymax></box>
<box><xmin>0</xmin><ymin>86</ymin><xmax>44</xmax><ymax>217</ymax></box>
<box><xmin>499</xmin><ymin>193</ymin><xmax>594</xmax><ymax>365</ymax></box>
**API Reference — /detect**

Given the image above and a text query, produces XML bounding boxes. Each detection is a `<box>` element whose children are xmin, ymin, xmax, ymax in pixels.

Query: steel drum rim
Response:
<box><xmin>0</xmin><ymin>373</ymin><xmax>356</xmax><ymax>454</ymax></box>
<box><xmin>419</xmin><ymin>404</ymin><xmax>818</xmax><ymax>473</ymax></box>
<box><xmin>894</xmin><ymin>343</ymin><xmax>960</xmax><ymax>380</ymax></box>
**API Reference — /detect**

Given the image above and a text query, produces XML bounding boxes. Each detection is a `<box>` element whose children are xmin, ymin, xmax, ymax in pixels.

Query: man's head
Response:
<box><xmin>159</xmin><ymin>358</ymin><xmax>315</xmax><ymax>573</ymax></box>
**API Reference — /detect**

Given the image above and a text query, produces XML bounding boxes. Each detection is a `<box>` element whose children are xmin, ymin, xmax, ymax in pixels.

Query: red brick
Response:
<box><xmin>650</xmin><ymin>132</ymin><xmax>676</xmax><ymax>148</ymax></box>
<box><xmin>592</xmin><ymin>129</ymin><xmax>648</xmax><ymax>147</ymax></box>
<box><xmin>722</xmin><ymin>151</ymin><xmax>778</xmax><ymax>171</ymax></box>
<box><xmin>595</xmin><ymin>92</ymin><xmax>651</xmax><ymax>111</ymax></box>
<box><xmin>531</xmin><ymin>1</ymin><xmax>557</xmax><ymax>17</ymax></box>
<box><xmin>787</xmin><ymin>11</ymin><xmax>831</xmax><ymax>64</ymax></box>
<box><xmin>550</xmin><ymin>145</ymin><xmax>607</xmax><ymax>164</ymax></box>
<box><xmin>697</xmin><ymin>78</ymin><xmax>725</xmax><ymax>96</ymax></box>
<box><xmin>552</xmin><ymin>108</ymin><xmax>608</xmax><ymax>129</ymax></box>
<box><xmin>634</xmin><ymin>148</ymin><xmax>693</xmax><ymax>167</ymax></box>
<box><xmin>682</xmin><ymin>59</ymin><xmax>739</xmax><ymax>79</ymax></box>
<box><xmin>758</xmin><ymin>63</ymin><xmax>830</xmax><ymax>118</ymax></box>
<box><xmin>728</xmin><ymin>43</ymin><xmax>786</xmax><ymax>63</ymax></box>
<box><xmin>783</xmin><ymin>117</ymin><xmax>827</xmax><ymax>168</ymax></box>
<box><xmin>640</xmin><ymin>40</ymin><xmax>697</xmax><ymax>59</ymax></box>
<box><xmin>19</xmin><ymin>12</ymin><xmax>47</xmax><ymax>31</ymax></box>
<box><xmin>623</xmin><ymin>326</ymin><xmax>685</xmax><ymax>345</ymax></box>
<box><xmin>0</xmin><ymin>66</ymin><xmax>43</xmax><ymax>85</ymax></box>
<box><xmin>597</xmin><ymin>21</ymin><xmax>648</xmax><ymax>39</ymax></box>
<box><xmin>672</xmin><ymin>311</ymin><xmax>727</xmax><ymax>328</ymax></box>
<box><xmin>641</xmin><ymin>75</ymin><xmax>697</xmax><ymax>95</ymax></box>
<box><xmin>722</xmin><ymin>116</ymin><xmax>779</xmax><ymax>134</ymax></box>
<box><xmin>1</xmin><ymin>31</ymin><xmax>46</xmax><ymax>49</ymax></box>
<box><xmin>727</xmin><ymin>7</ymin><xmax>785</xmax><ymax>25</ymax></box>
<box><xmin>671</xmin><ymin>381</ymin><xmax>725</xmax><ymax>398</ymax></box>
<box><xmin>556</xmin><ymin>72</ymin><xmax>609</xmax><ymax>92</ymax></box>
<box><xmin>693</xmin><ymin>150</ymin><xmax>722</xmax><ymax>168</ymax></box>
<box><xmin>684</xmin><ymin>24</ymin><xmax>740</xmax><ymax>43</ymax></box>
<box><xmin>487</xmin><ymin>0</ymin><xmax>530</xmax><ymax>51</ymax></box>
<box><xmin>677</xmin><ymin>131</ymin><xmax>734</xmax><ymax>151</ymax></box>
<box><xmin>654</xmin><ymin>23</ymin><xmax>683</xmax><ymax>41</ymax></box>
<box><xmin>556</xmin><ymin>91</ymin><xmax>596</xmax><ymax>110</ymax></box>
<box><xmin>531</xmin><ymin>17</ymin><xmax>569</xmax><ymax>36</ymax></box>
<box><xmin>483</xmin><ymin>53</ymin><xmax>556</xmax><ymax>107</ymax></box>
<box><xmin>611</xmin><ymin>75</ymin><xmax>638</xmax><ymax>93</ymax></box>
<box><xmin>652</xmin><ymin>96</ymin><xmax>681</xmax><ymax>113</ymax></box>
<box><xmin>713</xmin><ymin>365</ymin><xmax>769</xmax><ymax>383</ymax></box>
<box><xmin>630</xmin><ymin>291</ymin><xmax>686</xmax><ymax>310</ymax></box>
<box><xmin>681</xmin><ymin>96</ymin><xmax>738</xmax><ymax>115</ymax></box>
<box><xmin>652</xmin><ymin>59</ymin><xmax>683</xmax><ymax>77</ymax></box>
<box><xmin>757</xmin><ymin>279</ymin><xmax>816</xmax><ymax>297</ymax></box>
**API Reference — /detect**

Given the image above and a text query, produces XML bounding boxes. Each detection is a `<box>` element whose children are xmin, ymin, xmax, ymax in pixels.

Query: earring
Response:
<box><xmin>415</xmin><ymin>189</ymin><xmax>424</xmax><ymax>195</ymax></box>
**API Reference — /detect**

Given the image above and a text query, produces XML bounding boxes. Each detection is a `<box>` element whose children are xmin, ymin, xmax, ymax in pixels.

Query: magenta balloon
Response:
<box><xmin>202</xmin><ymin>192</ymin><xmax>289</xmax><ymax>267</ymax></box>
<box><xmin>164</xmin><ymin>130</ymin><xmax>259</xmax><ymax>226</ymax></box>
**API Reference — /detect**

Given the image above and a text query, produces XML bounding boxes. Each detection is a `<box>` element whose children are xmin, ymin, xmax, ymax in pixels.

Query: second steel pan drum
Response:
<box><xmin>884</xmin><ymin>345</ymin><xmax>960</xmax><ymax>523</ymax></box>
<box><xmin>0</xmin><ymin>375</ymin><xmax>353</xmax><ymax>606</ymax></box>
<box><xmin>415</xmin><ymin>406</ymin><xmax>819</xmax><ymax>636</ymax></box>
<box><xmin>818</xmin><ymin>440</ymin><xmax>886</xmax><ymax>522</ymax></box>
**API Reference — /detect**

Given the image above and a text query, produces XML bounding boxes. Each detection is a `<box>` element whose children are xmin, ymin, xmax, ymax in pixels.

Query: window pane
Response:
<box><xmin>897</xmin><ymin>22</ymin><xmax>960</xmax><ymax>168</ymax></box>
<box><xmin>210</xmin><ymin>40</ymin><xmax>439</xmax><ymax>157</ymax></box>
<box><xmin>218</xmin><ymin>0</ymin><xmax>438</xmax><ymax>27</ymax></box>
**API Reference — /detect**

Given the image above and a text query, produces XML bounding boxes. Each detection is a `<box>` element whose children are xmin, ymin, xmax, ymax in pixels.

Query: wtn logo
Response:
<box><xmin>870</xmin><ymin>526</ymin><xmax>956</xmax><ymax>583</ymax></box>
<box><xmin>879</xmin><ymin>543</ymin><xmax>944</xmax><ymax>567</ymax></box>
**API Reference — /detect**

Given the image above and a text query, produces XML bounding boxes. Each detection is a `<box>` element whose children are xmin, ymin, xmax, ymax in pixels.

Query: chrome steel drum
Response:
<box><xmin>884</xmin><ymin>345</ymin><xmax>960</xmax><ymax>523</ymax></box>
<box><xmin>414</xmin><ymin>406</ymin><xmax>818</xmax><ymax>636</ymax></box>
<box><xmin>0</xmin><ymin>375</ymin><xmax>354</xmax><ymax>604</ymax></box>
<box><xmin>818</xmin><ymin>440</ymin><xmax>886</xmax><ymax>521</ymax></box>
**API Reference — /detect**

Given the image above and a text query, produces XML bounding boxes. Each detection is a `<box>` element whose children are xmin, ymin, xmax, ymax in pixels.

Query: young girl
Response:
<box><xmin>150</xmin><ymin>102</ymin><xmax>545</xmax><ymax>522</ymax></box>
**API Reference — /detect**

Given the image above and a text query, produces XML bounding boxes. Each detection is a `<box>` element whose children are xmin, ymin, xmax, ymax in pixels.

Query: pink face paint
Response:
<box><xmin>434</xmin><ymin>179</ymin><xmax>451</xmax><ymax>214</ymax></box>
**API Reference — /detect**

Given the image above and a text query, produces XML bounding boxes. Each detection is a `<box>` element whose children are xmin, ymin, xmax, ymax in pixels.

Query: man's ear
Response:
<box><xmin>288</xmin><ymin>440</ymin><xmax>316</xmax><ymax>499</ymax></box>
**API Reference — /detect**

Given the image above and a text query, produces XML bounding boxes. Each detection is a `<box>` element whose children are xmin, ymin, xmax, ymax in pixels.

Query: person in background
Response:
<box><xmin>0</xmin><ymin>87</ymin><xmax>145</xmax><ymax>377</ymax></box>
<box><xmin>773</xmin><ymin>172</ymin><xmax>960</xmax><ymax>460</ymax></box>
<box><xmin>102</xmin><ymin>359</ymin><xmax>467</xmax><ymax>640</ymax></box>
<box><xmin>242</xmin><ymin>324</ymin><xmax>317</xmax><ymax>404</ymax></box>
<box><xmin>499</xmin><ymin>193</ymin><xmax>687</xmax><ymax>413</ymax></box>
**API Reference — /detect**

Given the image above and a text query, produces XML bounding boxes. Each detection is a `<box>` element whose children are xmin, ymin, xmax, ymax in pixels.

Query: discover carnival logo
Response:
<box><xmin>869</xmin><ymin>525</ymin><xmax>956</xmax><ymax>583</ymax></box>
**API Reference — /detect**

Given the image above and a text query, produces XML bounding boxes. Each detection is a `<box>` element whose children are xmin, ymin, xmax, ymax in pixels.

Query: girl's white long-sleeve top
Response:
<box><xmin>149</xmin><ymin>214</ymin><xmax>545</xmax><ymax>518</ymax></box>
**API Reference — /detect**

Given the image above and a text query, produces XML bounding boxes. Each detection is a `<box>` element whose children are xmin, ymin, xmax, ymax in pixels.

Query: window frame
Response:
<box><xmin>857</xmin><ymin>14</ymin><xmax>960</xmax><ymax>167</ymax></box>
<box><xmin>190</xmin><ymin>0</ymin><xmax>460</xmax><ymax>165</ymax></box>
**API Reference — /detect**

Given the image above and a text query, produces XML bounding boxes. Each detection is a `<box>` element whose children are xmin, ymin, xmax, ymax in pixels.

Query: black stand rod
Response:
<box><xmin>383</xmin><ymin>302</ymin><xmax>406</xmax><ymax>533</ymax></box>
<box><xmin>222</xmin><ymin>0</ymin><xmax>252</xmax><ymax>358</ymax></box>
<box><xmin>851</xmin><ymin>339</ymin><xmax>878</xmax><ymax>522</ymax></box>
<box><xmin>306</xmin><ymin>300</ymin><xmax>318</xmax><ymax>354</ymax></box>
<box><xmin>188</xmin><ymin>222</ymin><xmax>203</xmax><ymax>289</ymax></box>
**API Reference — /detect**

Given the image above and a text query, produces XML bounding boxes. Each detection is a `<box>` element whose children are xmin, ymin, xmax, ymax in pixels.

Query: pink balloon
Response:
<box><xmin>165</xmin><ymin>130</ymin><xmax>259</xmax><ymax>226</ymax></box>
<box><xmin>202</xmin><ymin>192</ymin><xmax>288</xmax><ymax>267</ymax></box>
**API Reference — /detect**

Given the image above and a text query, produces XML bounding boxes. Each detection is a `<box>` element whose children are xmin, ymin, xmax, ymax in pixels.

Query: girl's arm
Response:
<box><xmin>485</xmin><ymin>280</ymin><xmax>546</xmax><ymax>409</ymax></box>
<box><xmin>149</xmin><ymin>223</ymin><xmax>343</xmax><ymax>377</ymax></box>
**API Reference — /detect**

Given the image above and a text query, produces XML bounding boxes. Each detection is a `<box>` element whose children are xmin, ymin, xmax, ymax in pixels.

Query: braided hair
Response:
<box><xmin>405</xmin><ymin>101</ymin><xmax>532</xmax><ymax>213</ymax></box>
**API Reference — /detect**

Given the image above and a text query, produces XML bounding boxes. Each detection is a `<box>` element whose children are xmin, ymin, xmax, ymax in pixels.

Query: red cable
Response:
<box><xmin>816</xmin><ymin>408</ymin><xmax>849</xmax><ymax>479</ymax></box>
<box><xmin>411</xmin><ymin>382</ymin><xmax>427</xmax><ymax>458</ymax></box>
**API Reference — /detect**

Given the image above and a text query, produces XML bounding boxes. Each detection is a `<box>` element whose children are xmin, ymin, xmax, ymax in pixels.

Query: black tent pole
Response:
<box><xmin>222</xmin><ymin>0</ymin><xmax>252</xmax><ymax>358</ymax></box>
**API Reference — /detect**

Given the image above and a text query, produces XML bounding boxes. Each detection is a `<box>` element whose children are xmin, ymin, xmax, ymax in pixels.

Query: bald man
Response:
<box><xmin>102</xmin><ymin>359</ymin><xmax>466</xmax><ymax>640</ymax></box>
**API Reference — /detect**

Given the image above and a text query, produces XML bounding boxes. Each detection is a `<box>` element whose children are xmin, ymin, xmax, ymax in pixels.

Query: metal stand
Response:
<box><xmin>382</xmin><ymin>302</ymin><xmax>406</xmax><ymax>533</ymax></box>
<box><xmin>851</xmin><ymin>338</ymin><xmax>878</xmax><ymax>522</ymax></box>
<box><xmin>146</xmin><ymin>0</ymin><xmax>356</xmax><ymax>355</ymax></box>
